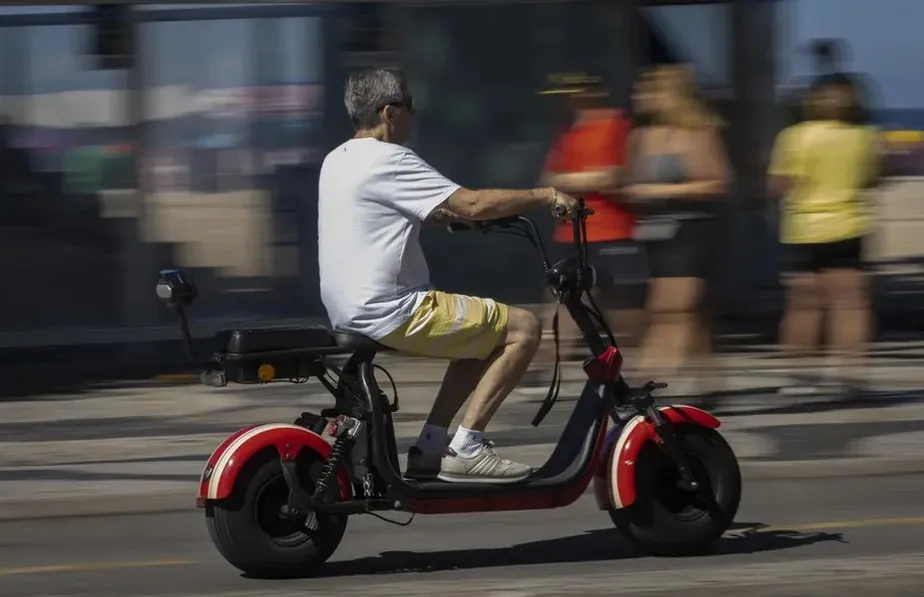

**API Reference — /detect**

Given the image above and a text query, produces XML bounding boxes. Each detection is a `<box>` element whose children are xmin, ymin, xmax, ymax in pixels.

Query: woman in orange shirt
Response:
<box><xmin>529</xmin><ymin>73</ymin><xmax>645</xmax><ymax>376</ymax></box>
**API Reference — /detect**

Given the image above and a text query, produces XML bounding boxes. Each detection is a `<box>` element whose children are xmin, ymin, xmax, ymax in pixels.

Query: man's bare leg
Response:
<box><xmin>458</xmin><ymin>307</ymin><xmax>542</xmax><ymax>430</ymax></box>
<box><xmin>412</xmin><ymin>358</ymin><xmax>490</xmax><ymax>455</ymax></box>
<box><xmin>438</xmin><ymin>307</ymin><xmax>542</xmax><ymax>482</ymax></box>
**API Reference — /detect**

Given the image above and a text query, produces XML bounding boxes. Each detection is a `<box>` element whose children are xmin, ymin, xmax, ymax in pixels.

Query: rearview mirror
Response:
<box><xmin>156</xmin><ymin>269</ymin><xmax>197</xmax><ymax>310</ymax></box>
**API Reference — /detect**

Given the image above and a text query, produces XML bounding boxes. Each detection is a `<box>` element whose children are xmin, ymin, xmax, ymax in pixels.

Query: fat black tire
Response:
<box><xmin>205</xmin><ymin>454</ymin><xmax>348</xmax><ymax>577</ymax></box>
<box><xmin>609</xmin><ymin>424</ymin><xmax>741</xmax><ymax>557</ymax></box>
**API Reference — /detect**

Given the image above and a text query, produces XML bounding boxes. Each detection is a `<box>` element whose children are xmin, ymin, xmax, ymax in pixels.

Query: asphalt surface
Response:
<box><xmin>3</xmin><ymin>473</ymin><xmax>924</xmax><ymax>596</ymax></box>
<box><xmin>6</xmin><ymin>380</ymin><xmax>924</xmax><ymax>520</ymax></box>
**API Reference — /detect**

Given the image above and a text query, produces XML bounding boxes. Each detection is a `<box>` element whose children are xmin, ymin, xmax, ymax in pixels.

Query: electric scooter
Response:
<box><xmin>155</xmin><ymin>199</ymin><xmax>741</xmax><ymax>577</ymax></box>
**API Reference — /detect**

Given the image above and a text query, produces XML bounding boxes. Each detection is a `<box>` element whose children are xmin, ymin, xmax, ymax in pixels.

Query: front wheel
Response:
<box><xmin>205</xmin><ymin>454</ymin><xmax>348</xmax><ymax>577</ymax></box>
<box><xmin>610</xmin><ymin>425</ymin><xmax>741</xmax><ymax>557</ymax></box>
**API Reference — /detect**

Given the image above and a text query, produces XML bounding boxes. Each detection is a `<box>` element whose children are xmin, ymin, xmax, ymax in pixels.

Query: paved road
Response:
<box><xmin>3</xmin><ymin>473</ymin><xmax>924</xmax><ymax>596</ymax></box>
<box><xmin>4</xmin><ymin>341</ymin><xmax>924</xmax><ymax>520</ymax></box>
<box><xmin>5</xmin><ymin>375</ymin><xmax>924</xmax><ymax>520</ymax></box>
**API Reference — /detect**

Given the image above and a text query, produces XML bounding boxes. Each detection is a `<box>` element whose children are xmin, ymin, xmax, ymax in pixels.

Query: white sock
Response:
<box><xmin>449</xmin><ymin>426</ymin><xmax>485</xmax><ymax>458</ymax></box>
<box><xmin>415</xmin><ymin>424</ymin><xmax>448</xmax><ymax>455</ymax></box>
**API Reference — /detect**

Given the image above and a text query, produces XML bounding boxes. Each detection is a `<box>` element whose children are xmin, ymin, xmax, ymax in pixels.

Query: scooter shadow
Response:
<box><xmin>246</xmin><ymin>522</ymin><xmax>844</xmax><ymax>579</ymax></box>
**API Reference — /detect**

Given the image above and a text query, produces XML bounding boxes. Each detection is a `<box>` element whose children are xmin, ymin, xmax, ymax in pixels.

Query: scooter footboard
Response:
<box><xmin>196</xmin><ymin>423</ymin><xmax>351</xmax><ymax>506</ymax></box>
<box><xmin>593</xmin><ymin>405</ymin><xmax>720</xmax><ymax>511</ymax></box>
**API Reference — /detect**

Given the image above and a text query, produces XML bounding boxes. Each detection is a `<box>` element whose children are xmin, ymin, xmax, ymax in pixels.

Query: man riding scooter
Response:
<box><xmin>317</xmin><ymin>68</ymin><xmax>578</xmax><ymax>484</ymax></box>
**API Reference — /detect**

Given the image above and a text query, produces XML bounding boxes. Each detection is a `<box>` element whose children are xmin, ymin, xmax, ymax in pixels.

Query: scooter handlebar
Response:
<box><xmin>446</xmin><ymin>217</ymin><xmax>520</xmax><ymax>233</ymax></box>
<box><xmin>446</xmin><ymin>200</ymin><xmax>590</xmax><ymax>234</ymax></box>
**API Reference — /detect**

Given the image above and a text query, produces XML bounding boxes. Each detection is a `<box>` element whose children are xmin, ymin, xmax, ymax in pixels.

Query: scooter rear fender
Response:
<box><xmin>592</xmin><ymin>405</ymin><xmax>720</xmax><ymax>511</ymax></box>
<box><xmin>196</xmin><ymin>423</ymin><xmax>351</xmax><ymax>506</ymax></box>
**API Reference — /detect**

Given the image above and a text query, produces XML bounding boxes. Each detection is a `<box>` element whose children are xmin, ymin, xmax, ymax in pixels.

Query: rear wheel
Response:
<box><xmin>206</xmin><ymin>454</ymin><xmax>348</xmax><ymax>577</ymax></box>
<box><xmin>610</xmin><ymin>425</ymin><xmax>741</xmax><ymax>556</ymax></box>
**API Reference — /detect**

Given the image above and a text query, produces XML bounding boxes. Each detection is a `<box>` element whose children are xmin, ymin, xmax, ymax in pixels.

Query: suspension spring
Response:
<box><xmin>313</xmin><ymin>435</ymin><xmax>354</xmax><ymax>501</ymax></box>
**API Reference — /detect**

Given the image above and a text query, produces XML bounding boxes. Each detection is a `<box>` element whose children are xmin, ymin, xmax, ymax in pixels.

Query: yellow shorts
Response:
<box><xmin>378</xmin><ymin>290</ymin><xmax>509</xmax><ymax>360</ymax></box>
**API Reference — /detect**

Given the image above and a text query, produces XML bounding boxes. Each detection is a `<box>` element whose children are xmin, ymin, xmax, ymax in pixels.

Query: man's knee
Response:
<box><xmin>505</xmin><ymin>307</ymin><xmax>542</xmax><ymax>351</ymax></box>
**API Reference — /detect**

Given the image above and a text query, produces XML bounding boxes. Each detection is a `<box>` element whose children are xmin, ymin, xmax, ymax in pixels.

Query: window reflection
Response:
<box><xmin>641</xmin><ymin>4</ymin><xmax>732</xmax><ymax>89</ymax></box>
<box><xmin>140</xmin><ymin>15</ymin><xmax>324</xmax><ymax>315</ymax></box>
<box><xmin>142</xmin><ymin>16</ymin><xmax>324</xmax><ymax>194</ymax></box>
<box><xmin>142</xmin><ymin>18</ymin><xmax>251</xmax><ymax>196</ymax></box>
<box><xmin>24</xmin><ymin>24</ymin><xmax>131</xmax><ymax>188</ymax></box>
<box><xmin>404</xmin><ymin>3</ymin><xmax>629</xmax><ymax>189</ymax></box>
<box><xmin>0</xmin><ymin>6</ymin><xmax>327</xmax><ymax>333</ymax></box>
<box><xmin>0</xmin><ymin>6</ymin><xmax>83</xmax><ymax>15</ymax></box>
<box><xmin>137</xmin><ymin>3</ymin><xmax>259</xmax><ymax>10</ymax></box>
<box><xmin>0</xmin><ymin>22</ymin><xmax>129</xmax><ymax>330</ymax></box>
<box><xmin>402</xmin><ymin>2</ymin><xmax>632</xmax><ymax>302</ymax></box>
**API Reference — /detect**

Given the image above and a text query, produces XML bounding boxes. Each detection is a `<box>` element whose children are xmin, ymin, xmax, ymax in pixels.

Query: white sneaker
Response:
<box><xmin>438</xmin><ymin>440</ymin><xmax>532</xmax><ymax>484</ymax></box>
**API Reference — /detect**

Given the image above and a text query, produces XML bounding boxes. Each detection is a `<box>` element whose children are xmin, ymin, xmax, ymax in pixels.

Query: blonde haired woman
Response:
<box><xmin>623</xmin><ymin>65</ymin><xmax>732</xmax><ymax>406</ymax></box>
<box><xmin>768</xmin><ymin>79</ymin><xmax>880</xmax><ymax>395</ymax></box>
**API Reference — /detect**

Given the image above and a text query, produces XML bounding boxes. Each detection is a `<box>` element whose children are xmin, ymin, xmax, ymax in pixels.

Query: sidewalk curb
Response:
<box><xmin>3</xmin><ymin>456</ymin><xmax>923</xmax><ymax>522</ymax></box>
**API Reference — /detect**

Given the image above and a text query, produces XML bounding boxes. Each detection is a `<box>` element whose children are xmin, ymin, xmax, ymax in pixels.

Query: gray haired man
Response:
<box><xmin>317</xmin><ymin>68</ymin><xmax>578</xmax><ymax>483</ymax></box>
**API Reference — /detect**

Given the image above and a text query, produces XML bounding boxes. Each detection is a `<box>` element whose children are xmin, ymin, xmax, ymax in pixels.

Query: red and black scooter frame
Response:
<box><xmin>354</xmin><ymin>346</ymin><xmax>626</xmax><ymax>514</ymax></box>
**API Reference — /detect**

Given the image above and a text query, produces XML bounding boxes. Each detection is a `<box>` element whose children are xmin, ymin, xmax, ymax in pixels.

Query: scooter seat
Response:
<box><xmin>216</xmin><ymin>326</ymin><xmax>390</xmax><ymax>355</ymax></box>
<box><xmin>333</xmin><ymin>331</ymin><xmax>389</xmax><ymax>353</ymax></box>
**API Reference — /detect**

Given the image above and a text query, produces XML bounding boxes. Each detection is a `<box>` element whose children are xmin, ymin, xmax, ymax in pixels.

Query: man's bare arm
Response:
<box><xmin>428</xmin><ymin>187</ymin><xmax>558</xmax><ymax>222</ymax></box>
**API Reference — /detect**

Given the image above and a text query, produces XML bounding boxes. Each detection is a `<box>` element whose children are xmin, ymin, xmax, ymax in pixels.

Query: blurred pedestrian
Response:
<box><xmin>768</xmin><ymin>78</ymin><xmax>882</xmax><ymax>395</ymax></box>
<box><xmin>526</xmin><ymin>72</ymin><xmax>644</xmax><ymax>381</ymax></box>
<box><xmin>781</xmin><ymin>38</ymin><xmax>877</xmax><ymax>128</ymax></box>
<box><xmin>622</xmin><ymin>65</ymin><xmax>731</xmax><ymax>403</ymax></box>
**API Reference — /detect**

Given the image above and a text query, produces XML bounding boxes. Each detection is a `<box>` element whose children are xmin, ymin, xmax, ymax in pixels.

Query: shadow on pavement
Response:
<box><xmin>252</xmin><ymin>523</ymin><xmax>843</xmax><ymax>579</ymax></box>
<box><xmin>718</xmin><ymin>522</ymin><xmax>847</xmax><ymax>555</ymax></box>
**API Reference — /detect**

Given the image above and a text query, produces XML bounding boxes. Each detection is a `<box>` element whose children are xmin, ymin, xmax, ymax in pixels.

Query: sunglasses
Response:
<box><xmin>379</xmin><ymin>96</ymin><xmax>415</xmax><ymax>115</ymax></box>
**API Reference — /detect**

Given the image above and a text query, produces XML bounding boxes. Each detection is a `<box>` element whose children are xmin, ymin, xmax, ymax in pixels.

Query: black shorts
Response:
<box><xmin>555</xmin><ymin>239</ymin><xmax>647</xmax><ymax>309</ymax></box>
<box><xmin>785</xmin><ymin>237</ymin><xmax>865</xmax><ymax>272</ymax></box>
<box><xmin>643</xmin><ymin>218</ymin><xmax>718</xmax><ymax>280</ymax></box>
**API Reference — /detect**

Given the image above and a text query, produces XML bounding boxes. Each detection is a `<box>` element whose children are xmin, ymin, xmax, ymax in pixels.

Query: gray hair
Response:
<box><xmin>344</xmin><ymin>68</ymin><xmax>407</xmax><ymax>130</ymax></box>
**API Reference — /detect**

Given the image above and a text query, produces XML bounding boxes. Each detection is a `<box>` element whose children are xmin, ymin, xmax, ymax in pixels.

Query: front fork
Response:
<box><xmin>612</xmin><ymin>380</ymin><xmax>701</xmax><ymax>493</ymax></box>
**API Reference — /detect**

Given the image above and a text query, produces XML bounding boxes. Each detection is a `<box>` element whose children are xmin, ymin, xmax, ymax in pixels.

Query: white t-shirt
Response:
<box><xmin>318</xmin><ymin>138</ymin><xmax>461</xmax><ymax>339</ymax></box>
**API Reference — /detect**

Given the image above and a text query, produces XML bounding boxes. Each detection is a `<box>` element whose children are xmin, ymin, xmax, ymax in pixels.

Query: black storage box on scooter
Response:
<box><xmin>215</xmin><ymin>326</ymin><xmax>336</xmax><ymax>384</ymax></box>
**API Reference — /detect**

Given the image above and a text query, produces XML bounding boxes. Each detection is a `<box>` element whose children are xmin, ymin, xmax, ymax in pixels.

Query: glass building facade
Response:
<box><xmin>0</xmin><ymin>1</ymin><xmax>781</xmax><ymax>349</ymax></box>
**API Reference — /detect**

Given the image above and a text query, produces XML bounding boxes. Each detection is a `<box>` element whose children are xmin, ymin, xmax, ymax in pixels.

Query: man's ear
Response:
<box><xmin>382</xmin><ymin>105</ymin><xmax>394</xmax><ymax>121</ymax></box>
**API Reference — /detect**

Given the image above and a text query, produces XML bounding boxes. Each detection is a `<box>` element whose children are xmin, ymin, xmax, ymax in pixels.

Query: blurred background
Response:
<box><xmin>1</xmin><ymin>0</ymin><xmax>923</xmax><ymax>396</ymax></box>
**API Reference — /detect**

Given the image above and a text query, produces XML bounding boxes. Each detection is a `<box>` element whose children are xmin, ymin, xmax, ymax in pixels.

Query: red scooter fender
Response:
<box><xmin>196</xmin><ymin>423</ymin><xmax>352</xmax><ymax>506</ymax></box>
<box><xmin>592</xmin><ymin>405</ymin><xmax>720</xmax><ymax>511</ymax></box>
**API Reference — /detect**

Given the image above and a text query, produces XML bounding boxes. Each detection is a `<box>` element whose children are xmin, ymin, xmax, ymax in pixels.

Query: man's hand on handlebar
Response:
<box><xmin>548</xmin><ymin>188</ymin><xmax>580</xmax><ymax>220</ymax></box>
<box><xmin>424</xmin><ymin>206</ymin><xmax>462</xmax><ymax>227</ymax></box>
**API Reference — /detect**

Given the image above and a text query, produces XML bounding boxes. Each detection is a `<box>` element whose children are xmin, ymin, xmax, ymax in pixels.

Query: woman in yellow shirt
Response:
<box><xmin>768</xmin><ymin>79</ymin><xmax>881</xmax><ymax>394</ymax></box>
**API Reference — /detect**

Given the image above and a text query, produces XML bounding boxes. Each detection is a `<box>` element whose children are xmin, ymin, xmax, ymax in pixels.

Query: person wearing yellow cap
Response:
<box><xmin>527</xmin><ymin>72</ymin><xmax>644</xmax><ymax>379</ymax></box>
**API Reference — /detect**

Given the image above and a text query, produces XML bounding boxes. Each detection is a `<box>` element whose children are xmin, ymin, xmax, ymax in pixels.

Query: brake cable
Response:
<box><xmin>585</xmin><ymin>290</ymin><xmax>617</xmax><ymax>346</ymax></box>
<box><xmin>532</xmin><ymin>305</ymin><xmax>561</xmax><ymax>427</ymax></box>
<box><xmin>532</xmin><ymin>205</ymin><xmax>605</xmax><ymax>426</ymax></box>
